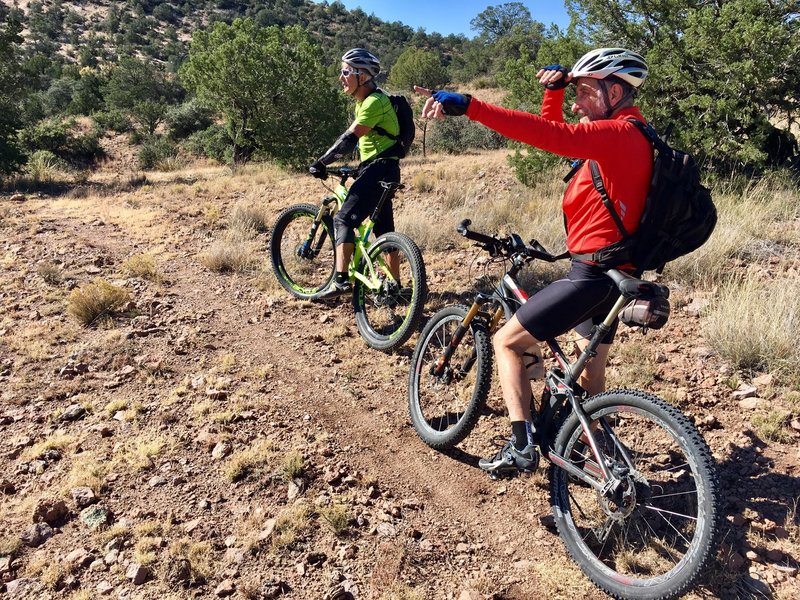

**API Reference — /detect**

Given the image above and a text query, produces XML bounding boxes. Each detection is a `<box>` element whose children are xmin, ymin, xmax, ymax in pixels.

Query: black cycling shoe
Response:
<box><xmin>479</xmin><ymin>441</ymin><xmax>539</xmax><ymax>476</ymax></box>
<box><xmin>314</xmin><ymin>281</ymin><xmax>352</xmax><ymax>301</ymax></box>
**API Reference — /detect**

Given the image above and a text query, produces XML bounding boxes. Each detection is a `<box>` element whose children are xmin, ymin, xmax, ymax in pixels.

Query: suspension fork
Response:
<box><xmin>431</xmin><ymin>297</ymin><xmax>502</xmax><ymax>377</ymax></box>
<box><xmin>299</xmin><ymin>197</ymin><xmax>336</xmax><ymax>257</ymax></box>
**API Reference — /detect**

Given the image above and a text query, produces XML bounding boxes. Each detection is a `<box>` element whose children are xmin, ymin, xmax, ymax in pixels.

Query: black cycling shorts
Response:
<box><xmin>334</xmin><ymin>158</ymin><xmax>400</xmax><ymax>244</ymax></box>
<box><xmin>516</xmin><ymin>260</ymin><xmax>622</xmax><ymax>344</ymax></box>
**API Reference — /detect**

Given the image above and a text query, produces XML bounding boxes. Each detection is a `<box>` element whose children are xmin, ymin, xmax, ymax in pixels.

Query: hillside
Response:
<box><xmin>7</xmin><ymin>0</ymin><xmax>469</xmax><ymax>72</ymax></box>
<box><xmin>0</xmin><ymin>147</ymin><xmax>799</xmax><ymax>599</ymax></box>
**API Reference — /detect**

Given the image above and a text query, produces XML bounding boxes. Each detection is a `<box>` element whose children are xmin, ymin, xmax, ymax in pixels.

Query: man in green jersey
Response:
<box><xmin>310</xmin><ymin>48</ymin><xmax>402</xmax><ymax>299</ymax></box>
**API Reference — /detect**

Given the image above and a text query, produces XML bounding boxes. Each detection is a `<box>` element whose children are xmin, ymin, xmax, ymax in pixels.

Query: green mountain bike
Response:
<box><xmin>269</xmin><ymin>166</ymin><xmax>426</xmax><ymax>352</ymax></box>
<box><xmin>408</xmin><ymin>220</ymin><xmax>721</xmax><ymax>600</ymax></box>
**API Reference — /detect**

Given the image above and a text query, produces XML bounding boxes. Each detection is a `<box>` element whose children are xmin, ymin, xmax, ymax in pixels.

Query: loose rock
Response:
<box><xmin>20</xmin><ymin>522</ymin><xmax>53</xmax><ymax>547</ymax></box>
<box><xmin>71</xmin><ymin>487</ymin><xmax>97</xmax><ymax>508</ymax></box>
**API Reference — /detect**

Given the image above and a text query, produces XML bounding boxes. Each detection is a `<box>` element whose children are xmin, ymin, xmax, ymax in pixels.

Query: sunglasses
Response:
<box><xmin>340</xmin><ymin>68</ymin><xmax>361</xmax><ymax>77</ymax></box>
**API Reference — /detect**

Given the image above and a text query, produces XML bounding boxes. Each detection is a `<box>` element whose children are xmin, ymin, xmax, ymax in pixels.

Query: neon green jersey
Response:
<box><xmin>354</xmin><ymin>92</ymin><xmax>400</xmax><ymax>162</ymax></box>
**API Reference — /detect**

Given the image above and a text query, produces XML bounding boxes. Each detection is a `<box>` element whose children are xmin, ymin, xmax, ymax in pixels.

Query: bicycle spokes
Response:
<box><xmin>560</xmin><ymin>408</ymin><xmax>704</xmax><ymax>579</ymax></box>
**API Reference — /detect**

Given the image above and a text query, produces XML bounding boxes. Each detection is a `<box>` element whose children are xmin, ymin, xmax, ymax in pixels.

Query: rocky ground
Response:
<box><xmin>0</xmin><ymin>150</ymin><xmax>799</xmax><ymax>600</ymax></box>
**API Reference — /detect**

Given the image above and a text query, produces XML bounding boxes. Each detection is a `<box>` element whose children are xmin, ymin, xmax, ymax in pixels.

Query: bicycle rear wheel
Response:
<box><xmin>353</xmin><ymin>232</ymin><xmax>426</xmax><ymax>352</ymax></box>
<box><xmin>408</xmin><ymin>305</ymin><xmax>492</xmax><ymax>449</ymax></box>
<box><xmin>269</xmin><ymin>203</ymin><xmax>335</xmax><ymax>300</ymax></box>
<box><xmin>550</xmin><ymin>390</ymin><xmax>721</xmax><ymax>599</ymax></box>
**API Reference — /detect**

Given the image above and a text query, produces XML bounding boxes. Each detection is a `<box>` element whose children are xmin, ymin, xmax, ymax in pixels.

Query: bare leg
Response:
<box><xmin>384</xmin><ymin>249</ymin><xmax>400</xmax><ymax>280</ymax></box>
<box><xmin>335</xmin><ymin>242</ymin><xmax>354</xmax><ymax>274</ymax></box>
<box><xmin>493</xmin><ymin>315</ymin><xmax>541</xmax><ymax>422</ymax></box>
<box><xmin>574</xmin><ymin>337</ymin><xmax>611</xmax><ymax>396</ymax></box>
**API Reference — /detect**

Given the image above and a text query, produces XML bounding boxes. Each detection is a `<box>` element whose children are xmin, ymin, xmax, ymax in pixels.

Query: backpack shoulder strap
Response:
<box><xmin>370</xmin><ymin>89</ymin><xmax>399</xmax><ymax>141</ymax></box>
<box><xmin>588</xmin><ymin>160</ymin><xmax>629</xmax><ymax>237</ymax></box>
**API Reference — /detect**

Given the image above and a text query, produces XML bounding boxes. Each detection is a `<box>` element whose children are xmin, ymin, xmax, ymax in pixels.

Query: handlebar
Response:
<box><xmin>457</xmin><ymin>219</ymin><xmax>560</xmax><ymax>263</ymax></box>
<box><xmin>308</xmin><ymin>165</ymin><xmax>359</xmax><ymax>183</ymax></box>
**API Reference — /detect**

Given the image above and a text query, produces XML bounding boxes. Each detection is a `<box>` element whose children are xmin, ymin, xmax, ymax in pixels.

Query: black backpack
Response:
<box><xmin>574</xmin><ymin>120</ymin><xmax>717</xmax><ymax>274</ymax></box>
<box><xmin>372</xmin><ymin>89</ymin><xmax>415</xmax><ymax>158</ymax></box>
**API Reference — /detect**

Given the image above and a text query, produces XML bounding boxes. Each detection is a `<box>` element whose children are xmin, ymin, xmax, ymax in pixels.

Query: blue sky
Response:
<box><xmin>333</xmin><ymin>1</ymin><xmax>571</xmax><ymax>37</ymax></box>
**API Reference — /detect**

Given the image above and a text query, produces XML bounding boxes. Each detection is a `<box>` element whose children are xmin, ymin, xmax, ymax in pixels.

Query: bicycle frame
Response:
<box><xmin>444</xmin><ymin>241</ymin><xmax>637</xmax><ymax>494</ymax></box>
<box><xmin>312</xmin><ymin>170</ymin><xmax>402</xmax><ymax>292</ymax></box>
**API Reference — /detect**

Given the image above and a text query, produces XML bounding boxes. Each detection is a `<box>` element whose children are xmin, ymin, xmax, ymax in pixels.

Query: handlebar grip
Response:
<box><xmin>456</xmin><ymin>220</ymin><xmax>497</xmax><ymax>246</ymax></box>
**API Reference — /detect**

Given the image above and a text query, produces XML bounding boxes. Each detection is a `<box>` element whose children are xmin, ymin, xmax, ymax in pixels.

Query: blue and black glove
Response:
<box><xmin>541</xmin><ymin>64</ymin><xmax>570</xmax><ymax>90</ymax></box>
<box><xmin>309</xmin><ymin>160</ymin><xmax>328</xmax><ymax>180</ymax></box>
<box><xmin>432</xmin><ymin>90</ymin><xmax>472</xmax><ymax>116</ymax></box>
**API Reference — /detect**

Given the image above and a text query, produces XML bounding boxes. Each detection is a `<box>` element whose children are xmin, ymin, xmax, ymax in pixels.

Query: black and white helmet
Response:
<box><xmin>342</xmin><ymin>48</ymin><xmax>380</xmax><ymax>78</ymax></box>
<box><xmin>572</xmin><ymin>48</ymin><xmax>648</xmax><ymax>88</ymax></box>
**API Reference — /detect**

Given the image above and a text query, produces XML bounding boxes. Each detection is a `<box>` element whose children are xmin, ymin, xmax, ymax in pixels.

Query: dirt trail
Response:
<box><xmin>1</xmin><ymin>160</ymin><xmax>799</xmax><ymax>599</ymax></box>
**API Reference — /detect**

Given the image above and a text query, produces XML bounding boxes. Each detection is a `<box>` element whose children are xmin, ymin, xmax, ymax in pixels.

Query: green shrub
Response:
<box><xmin>20</xmin><ymin>118</ymin><xmax>104</xmax><ymax>164</ymax></box>
<box><xmin>507</xmin><ymin>146</ymin><xmax>565</xmax><ymax>187</ymax></box>
<box><xmin>166</xmin><ymin>99</ymin><xmax>215</xmax><ymax>140</ymax></box>
<box><xmin>26</xmin><ymin>150</ymin><xmax>68</xmax><ymax>182</ymax></box>
<box><xmin>184</xmin><ymin>124</ymin><xmax>230</xmax><ymax>163</ymax></box>
<box><xmin>138</xmin><ymin>136</ymin><xmax>178</xmax><ymax>170</ymax></box>
<box><xmin>93</xmin><ymin>109</ymin><xmax>132</xmax><ymax>133</ymax></box>
<box><xmin>427</xmin><ymin>117</ymin><xmax>505</xmax><ymax>154</ymax></box>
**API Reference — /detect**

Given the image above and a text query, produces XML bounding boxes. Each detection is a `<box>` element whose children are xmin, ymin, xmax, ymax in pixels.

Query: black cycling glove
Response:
<box><xmin>309</xmin><ymin>160</ymin><xmax>328</xmax><ymax>179</ymax></box>
<box><xmin>541</xmin><ymin>64</ymin><xmax>570</xmax><ymax>90</ymax></box>
<box><xmin>431</xmin><ymin>90</ymin><xmax>472</xmax><ymax>116</ymax></box>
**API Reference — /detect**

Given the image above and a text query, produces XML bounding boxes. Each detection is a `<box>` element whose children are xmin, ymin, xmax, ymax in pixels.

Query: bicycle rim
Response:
<box><xmin>354</xmin><ymin>232</ymin><xmax>426</xmax><ymax>352</ymax></box>
<box><xmin>408</xmin><ymin>305</ymin><xmax>492</xmax><ymax>449</ymax></box>
<box><xmin>550</xmin><ymin>390</ymin><xmax>720</xmax><ymax>599</ymax></box>
<box><xmin>269</xmin><ymin>203</ymin><xmax>335</xmax><ymax>300</ymax></box>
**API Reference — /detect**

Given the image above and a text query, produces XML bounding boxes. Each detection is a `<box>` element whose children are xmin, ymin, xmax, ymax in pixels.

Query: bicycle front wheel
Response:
<box><xmin>550</xmin><ymin>390</ymin><xmax>721</xmax><ymax>600</ymax></box>
<box><xmin>353</xmin><ymin>232</ymin><xmax>426</xmax><ymax>352</ymax></box>
<box><xmin>408</xmin><ymin>305</ymin><xmax>493</xmax><ymax>449</ymax></box>
<box><xmin>269</xmin><ymin>203</ymin><xmax>335</xmax><ymax>300</ymax></box>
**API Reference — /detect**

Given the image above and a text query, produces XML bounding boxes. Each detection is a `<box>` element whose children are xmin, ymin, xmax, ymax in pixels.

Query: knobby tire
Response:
<box><xmin>408</xmin><ymin>305</ymin><xmax>493</xmax><ymax>448</ymax></box>
<box><xmin>353</xmin><ymin>232</ymin><xmax>426</xmax><ymax>352</ymax></box>
<box><xmin>269</xmin><ymin>203</ymin><xmax>335</xmax><ymax>300</ymax></box>
<box><xmin>550</xmin><ymin>389</ymin><xmax>721</xmax><ymax>600</ymax></box>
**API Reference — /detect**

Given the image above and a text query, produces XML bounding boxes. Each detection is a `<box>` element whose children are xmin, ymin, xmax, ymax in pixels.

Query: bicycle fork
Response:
<box><xmin>297</xmin><ymin>197</ymin><xmax>336</xmax><ymax>259</ymax></box>
<box><xmin>431</xmin><ymin>296</ymin><xmax>503</xmax><ymax>377</ymax></box>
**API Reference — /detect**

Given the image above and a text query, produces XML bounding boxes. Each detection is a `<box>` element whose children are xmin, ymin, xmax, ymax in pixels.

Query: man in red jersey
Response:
<box><xmin>416</xmin><ymin>48</ymin><xmax>652</xmax><ymax>475</ymax></box>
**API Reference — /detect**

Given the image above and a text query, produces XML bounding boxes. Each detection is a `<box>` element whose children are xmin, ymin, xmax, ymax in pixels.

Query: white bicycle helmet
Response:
<box><xmin>341</xmin><ymin>48</ymin><xmax>380</xmax><ymax>78</ymax></box>
<box><xmin>571</xmin><ymin>48</ymin><xmax>648</xmax><ymax>88</ymax></box>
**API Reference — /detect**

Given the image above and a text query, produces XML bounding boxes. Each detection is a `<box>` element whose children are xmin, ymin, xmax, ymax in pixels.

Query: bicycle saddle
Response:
<box><xmin>606</xmin><ymin>269</ymin><xmax>670</xmax><ymax>299</ymax></box>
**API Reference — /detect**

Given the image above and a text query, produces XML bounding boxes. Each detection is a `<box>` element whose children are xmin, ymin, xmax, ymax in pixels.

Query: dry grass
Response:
<box><xmin>279</xmin><ymin>450</ymin><xmax>304</xmax><ymax>481</ymax></box>
<box><xmin>318</xmin><ymin>502</ymin><xmax>350</xmax><ymax>535</ymax></box>
<box><xmin>122</xmin><ymin>253</ymin><xmax>162</xmax><ymax>282</ymax></box>
<box><xmin>111</xmin><ymin>433</ymin><xmax>170</xmax><ymax>472</ymax></box>
<box><xmin>67</xmin><ymin>277</ymin><xmax>131</xmax><ymax>326</ymax></box>
<box><xmin>20</xmin><ymin>432</ymin><xmax>76</xmax><ymax>461</ymax></box>
<box><xmin>751</xmin><ymin>409</ymin><xmax>793</xmax><ymax>443</ymax></box>
<box><xmin>229</xmin><ymin>201</ymin><xmax>270</xmax><ymax>235</ymax></box>
<box><xmin>377</xmin><ymin>583</ymin><xmax>425</xmax><ymax>600</ymax></box>
<box><xmin>37</xmin><ymin>260</ymin><xmax>63</xmax><ymax>284</ymax></box>
<box><xmin>705</xmin><ymin>273</ymin><xmax>800</xmax><ymax>384</ymax></box>
<box><xmin>607</xmin><ymin>339</ymin><xmax>658</xmax><ymax>389</ymax></box>
<box><xmin>224</xmin><ymin>438</ymin><xmax>274</xmax><ymax>482</ymax></box>
<box><xmin>272</xmin><ymin>502</ymin><xmax>312</xmax><ymax>549</ymax></box>
<box><xmin>668</xmin><ymin>174</ymin><xmax>800</xmax><ymax>285</ymax></box>
<box><xmin>62</xmin><ymin>454</ymin><xmax>108</xmax><ymax>493</ymax></box>
<box><xmin>103</xmin><ymin>397</ymin><xmax>130</xmax><ymax>418</ymax></box>
<box><xmin>0</xmin><ymin>535</ymin><xmax>23</xmax><ymax>556</ymax></box>
<box><xmin>134</xmin><ymin>536</ymin><xmax>160</xmax><ymax>565</ymax></box>
<box><xmin>531</xmin><ymin>558</ymin><xmax>595</xmax><ymax>599</ymax></box>
<box><xmin>199</xmin><ymin>237</ymin><xmax>257</xmax><ymax>273</ymax></box>
<box><xmin>167</xmin><ymin>538</ymin><xmax>214</xmax><ymax>583</ymax></box>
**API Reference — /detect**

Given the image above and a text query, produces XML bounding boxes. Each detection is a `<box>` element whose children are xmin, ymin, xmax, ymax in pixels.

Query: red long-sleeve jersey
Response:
<box><xmin>465</xmin><ymin>90</ymin><xmax>652</xmax><ymax>255</ymax></box>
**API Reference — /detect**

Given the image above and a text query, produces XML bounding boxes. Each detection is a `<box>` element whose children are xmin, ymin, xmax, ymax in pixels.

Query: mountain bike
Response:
<box><xmin>408</xmin><ymin>219</ymin><xmax>720</xmax><ymax>600</ymax></box>
<box><xmin>270</xmin><ymin>166</ymin><xmax>426</xmax><ymax>352</ymax></box>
